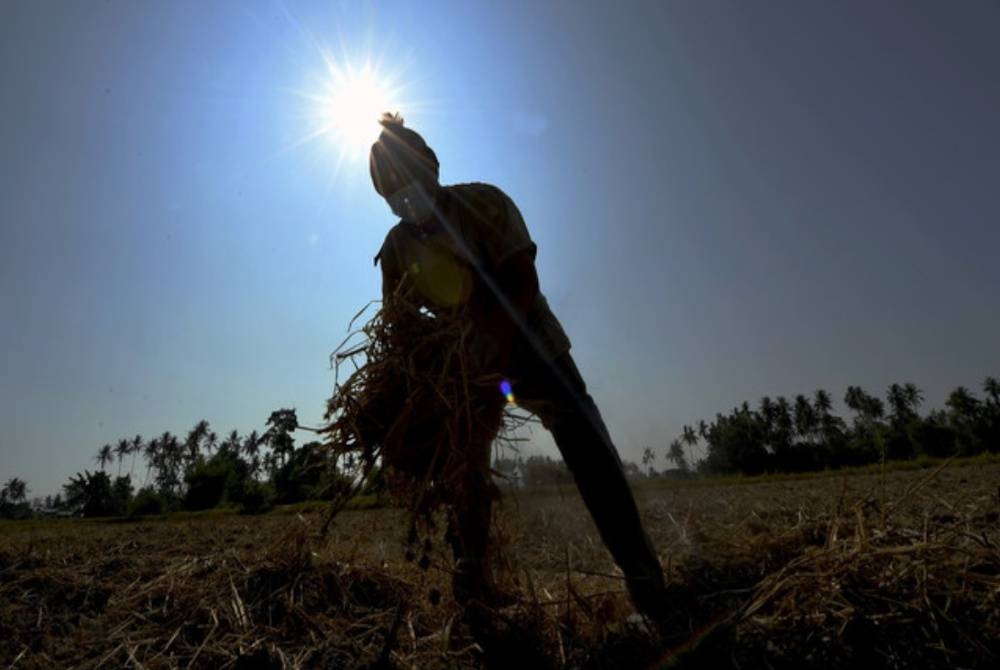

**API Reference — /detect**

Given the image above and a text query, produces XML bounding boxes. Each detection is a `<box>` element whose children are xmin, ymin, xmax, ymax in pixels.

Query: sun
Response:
<box><xmin>291</xmin><ymin>42</ymin><xmax>427</xmax><ymax>180</ymax></box>
<box><xmin>324</xmin><ymin>63</ymin><xmax>394</xmax><ymax>154</ymax></box>
<box><xmin>304</xmin><ymin>52</ymin><xmax>406</xmax><ymax>165</ymax></box>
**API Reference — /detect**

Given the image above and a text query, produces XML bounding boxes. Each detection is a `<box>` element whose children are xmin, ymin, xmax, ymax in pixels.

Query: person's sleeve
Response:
<box><xmin>376</xmin><ymin>229</ymin><xmax>403</xmax><ymax>302</ymax></box>
<box><xmin>468</xmin><ymin>186</ymin><xmax>537</xmax><ymax>271</ymax></box>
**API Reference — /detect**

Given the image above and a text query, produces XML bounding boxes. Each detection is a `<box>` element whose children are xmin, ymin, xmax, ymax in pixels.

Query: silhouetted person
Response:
<box><xmin>369</xmin><ymin>113</ymin><xmax>669</xmax><ymax>623</ymax></box>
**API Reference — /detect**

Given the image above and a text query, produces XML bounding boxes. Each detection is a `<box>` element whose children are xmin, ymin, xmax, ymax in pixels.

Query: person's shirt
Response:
<box><xmin>376</xmin><ymin>182</ymin><xmax>571</xmax><ymax>361</ymax></box>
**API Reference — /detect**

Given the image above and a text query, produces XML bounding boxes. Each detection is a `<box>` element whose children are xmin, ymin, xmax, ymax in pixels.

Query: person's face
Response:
<box><xmin>378</xmin><ymin>159</ymin><xmax>439</xmax><ymax>223</ymax></box>
<box><xmin>386</xmin><ymin>179</ymin><xmax>438</xmax><ymax>224</ymax></box>
<box><xmin>372</xmin><ymin>140</ymin><xmax>441</xmax><ymax>223</ymax></box>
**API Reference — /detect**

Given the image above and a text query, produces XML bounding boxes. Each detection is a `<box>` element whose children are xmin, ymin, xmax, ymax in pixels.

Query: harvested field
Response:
<box><xmin>2</xmin><ymin>462</ymin><xmax>999</xmax><ymax>669</ymax></box>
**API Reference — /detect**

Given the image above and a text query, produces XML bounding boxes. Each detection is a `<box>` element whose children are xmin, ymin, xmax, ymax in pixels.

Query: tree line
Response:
<box><xmin>4</xmin><ymin>378</ymin><xmax>998</xmax><ymax>517</ymax></box>
<box><xmin>1</xmin><ymin>408</ymin><xmax>350</xmax><ymax>519</ymax></box>
<box><xmin>663</xmin><ymin>378</ymin><xmax>1000</xmax><ymax>476</ymax></box>
<box><xmin>492</xmin><ymin>378</ymin><xmax>999</xmax><ymax>486</ymax></box>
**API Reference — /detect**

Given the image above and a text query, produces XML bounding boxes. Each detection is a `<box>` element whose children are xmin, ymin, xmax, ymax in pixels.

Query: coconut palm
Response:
<box><xmin>204</xmin><ymin>431</ymin><xmax>218</xmax><ymax>455</ymax></box>
<box><xmin>641</xmin><ymin>446</ymin><xmax>656</xmax><ymax>476</ymax></box>
<box><xmin>142</xmin><ymin>437</ymin><xmax>160</xmax><ymax>487</ymax></box>
<box><xmin>114</xmin><ymin>439</ymin><xmax>130</xmax><ymax>477</ymax></box>
<box><xmin>129</xmin><ymin>435</ymin><xmax>143</xmax><ymax>478</ymax></box>
<box><xmin>666</xmin><ymin>439</ymin><xmax>688</xmax><ymax>471</ymax></box>
<box><xmin>185</xmin><ymin>420</ymin><xmax>210</xmax><ymax>464</ymax></box>
<box><xmin>813</xmin><ymin>389</ymin><xmax>832</xmax><ymax>432</ymax></box>
<box><xmin>793</xmin><ymin>395</ymin><xmax>816</xmax><ymax>445</ymax></box>
<box><xmin>263</xmin><ymin>409</ymin><xmax>298</xmax><ymax>469</ymax></box>
<box><xmin>96</xmin><ymin>444</ymin><xmax>113</xmax><ymax>472</ymax></box>
<box><xmin>757</xmin><ymin>396</ymin><xmax>779</xmax><ymax>452</ymax></box>
<box><xmin>983</xmin><ymin>377</ymin><xmax>1000</xmax><ymax>407</ymax></box>
<box><xmin>946</xmin><ymin>386</ymin><xmax>979</xmax><ymax>420</ymax></box>
<box><xmin>903</xmin><ymin>383</ymin><xmax>923</xmax><ymax>410</ymax></box>
<box><xmin>887</xmin><ymin>383</ymin><xmax>921</xmax><ymax>427</ymax></box>
<box><xmin>946</xmin><ymin>386</ymin><xmax>983</xmax><ymax>455</ymax></box>
<box><xmin>813</xmin><ymin>389</ymin><xmax>832</xmax><ymax>416</ymax></box>
<box><xmin>154</xmin><ymin>431</ymin><xmax>183</xmax><ymax>494</ymax></box>
<box><xmin>219</xmin><ymin>429</ymin><xmax>241</xmax><ymax>456</ymax></box>
<box><xmin>774</xmin><ymin>397</ymin><xmax>794</xmax><ymax>437</ymax></box>
<box><xmin>681</xmin><ymin>424</ymin><xmax>701</xmax><ymax>463</ymax></box>
<box><xmin>845</xmin><ymin>386</ymin><xmax>884</xmax><ymax>424</ymax></box>
<box><xmin>759</xmin><ymin>396</ymin><xmax>775</xmax><ymax>421</ymax></box>
<box><xmin>242</xmin><ymin>430</ymin><xmax>261</xmax><ymax>477</ymax></box>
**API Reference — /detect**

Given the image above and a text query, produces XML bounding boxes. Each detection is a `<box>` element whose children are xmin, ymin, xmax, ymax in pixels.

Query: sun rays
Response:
<box><xmin>292</xmin><ymin>44</ymin><xmax>425</xmax><ymax>180</ymax></box>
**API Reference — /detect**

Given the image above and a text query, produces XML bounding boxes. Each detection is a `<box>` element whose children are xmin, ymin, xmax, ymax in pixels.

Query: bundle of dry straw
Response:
<box><xmin>320</xmin><ymin>289</ymin><xmax>519</xmax><ymax>526</ymax></box>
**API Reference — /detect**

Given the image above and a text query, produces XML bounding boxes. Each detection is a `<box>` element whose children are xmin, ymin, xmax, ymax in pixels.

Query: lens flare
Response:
<box><xmin>290</xmin><ymin>42</ymin><xmax>425</xmax><ymax>179</ymax></box>
<box><xmin>500</xmin><ymin>379</ymin><xmax>516</xmax><ymax>405</ymax></box>
<box><xmin>319</xmin><ymin>59</ymin><xmax>396</xmax><ymax>158</ymax></box>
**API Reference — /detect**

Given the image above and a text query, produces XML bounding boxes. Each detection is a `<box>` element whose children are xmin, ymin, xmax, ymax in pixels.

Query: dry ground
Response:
<box><xmin>2</xmin><ymin>462</ymin><xmax>999</xmax><ymax>669</ymax></box>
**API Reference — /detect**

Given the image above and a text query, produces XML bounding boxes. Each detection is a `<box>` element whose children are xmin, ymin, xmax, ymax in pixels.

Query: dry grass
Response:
<box><xmin>319</xmin><ymin>295</ymin><xmax>526</xmax><ymax>539</ymax></box>
<box><xmin>2</xmin><ymin>463</ymin><xmax>999</xmax><ymax>668</ymax></box>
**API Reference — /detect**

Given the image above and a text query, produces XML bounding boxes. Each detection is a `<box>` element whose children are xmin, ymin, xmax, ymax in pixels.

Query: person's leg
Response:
<box><xmin>513</xmin><ymin>352</ymin><xmax>669</xmax><ymax>620</ymax></box>
<box><xmin>444</xmin><ymin>391</ymin><xmax>506</xmax><ymax>607</ymax></box>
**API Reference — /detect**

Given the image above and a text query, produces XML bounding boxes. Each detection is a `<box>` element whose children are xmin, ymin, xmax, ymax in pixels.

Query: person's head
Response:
<box><xmin>369</xmin><ymin>113</ymin><xmax>440</xmax><ymax>223</ymax></box>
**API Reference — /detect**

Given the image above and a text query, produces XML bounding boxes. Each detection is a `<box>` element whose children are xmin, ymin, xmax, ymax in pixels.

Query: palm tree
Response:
<box><xmin>243</xmin><ymin>430</ymin><xmax>261</xmax><ymax>477</ymax></box>
<box><xmin>219</xmin><ymin>429</ymin><xmax>241</xmax><ymax>456</ymax></box>
<box><xmin>946</xmin><ymin>386</ymin><xmax>983</xmax><ymax>455</ymax></box>
<box><xmin>641</xmin><ymin>446</ymin><xmax>656</xmax><ymax>476</ymax></box>
<box><xmin>142</xmin><ymin>437</ymin><xmax>161</xmax><ymax>487</ymax></box>
<box><xmin>775</xmin><ymin>397</ymin><xmax>794</xmax><ymax>438</ymax></box>
<box><xmin>129</xmin><ymin>435</ymin><xmax>143</xmax><ymax>478</ymax></box>
<box><xmin>205</xmin><ymin>431</ymin><xmax>218</xmax><ymax>455</ymax></box>
<box><xmin>793</xmin><ymin>395</ymin><xmax>816</xmax><ymax>445</ymax></box>
<box><xmin>983</xmin><ymin>377</ymin><xmax>1000</xmax><ymax>407</ymax></box>
<box><xmin>758</xmin><ymin>396</ymin><xmax>777</xmax><ymax>451</ymax></box>
<box><xmin>164</xmin><ymin>432</ymin><xmax>183</xmax><ymax>484</ymax></box>
<box><xmin>667</xmin><ymin>439</ymin><xmax>688</xmax><ymax>471</ymax></box>
<box><xmin>903</xmin><ymin>383</ymin><xmax>923</xmax><ymax>410</ymax></box>
<box><xmin>813</xmin><ymin>389</ymin><xmax>832</xmax><ymax>416</ymax></box>
<box><xmin>845</xmin><ymin>386</ymin><xmax>884</xmax><ymax>424</ymax></box>
<box><xmin>946</xmin><ymin>386</ymin><xmax>980</xmax><ymax>420</ymax></box>
<box><xmin>681</xmin><ymin>424</ymin><xmax>700</xmax><ymax>463</ymax></box>
<box><xmin>844</xmin><ymin>386</ymin><xmax>863</xmax><ymax>414</ymax></box>
<box><xmin>759</xmin><ymin>396</ymin><xmax>775</xmax><ymax>420</ymax></box>
<box><xmin>152</xmin><ymin>431</ymin><xmax>183</xmax><ymax>494</ymax></box>
<box><xmin>185</xmin><ymin>420</ymin><xmax>210</xmax><ymax>464</ymax></box>
<box><xmin>96</xmin><ymin>444</ymin><xmax>113</xmax><ymax>472</ymax></box>
<box><xmin>263</xmin><ymin>409</ymin><xmax>298</xmax><ymax>470</ymax></box>
<box><xmin>813</xmin><ymin>389</ymin><xmax>832</xmax><ymax>434</ymax></box>
<box><xmin>886</xmin><ymin>383</ymin><xmax>921</xmax><ymax>427</ymax></box>
<box><xmin>114</xmin><ymin>439</ymin><xmax>130</xmax><ymax>478</ymax></box>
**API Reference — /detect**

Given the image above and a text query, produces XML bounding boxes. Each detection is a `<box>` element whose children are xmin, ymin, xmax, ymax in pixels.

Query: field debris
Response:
<box><xmin>1</xmin><ymin>464</ymin><xmax>997</xmax><ymax>668</ymax></box>
<box><xmin>725</xmin><ymin>467</ymin><xmax>1000</xmax><ymax>666</ymax></box>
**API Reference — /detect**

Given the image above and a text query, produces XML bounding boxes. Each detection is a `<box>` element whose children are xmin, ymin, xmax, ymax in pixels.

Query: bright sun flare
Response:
<box><xmin>306</xmin><ymin>54</ymin><xmax>404</xmax><ymax>165</ymax></box>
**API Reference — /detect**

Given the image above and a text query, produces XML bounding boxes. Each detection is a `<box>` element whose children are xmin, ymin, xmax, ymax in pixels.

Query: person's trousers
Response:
<box><xmin>448</xmin><ymin>350</ymin><xmax>667</xmax><ymax>618</ymax></box>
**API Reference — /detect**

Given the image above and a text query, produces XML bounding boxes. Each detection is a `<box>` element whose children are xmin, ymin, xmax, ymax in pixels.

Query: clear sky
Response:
<box><xmin>2</xmin><ymin>0</ymin><xmax>999</xmax><ymax>496</ymax></box>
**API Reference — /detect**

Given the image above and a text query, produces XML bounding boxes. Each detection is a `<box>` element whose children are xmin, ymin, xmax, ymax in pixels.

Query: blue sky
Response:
<box><xmin>2</xmin><ymin>0</ymin><xmax>999</xmax><ymax>495</ymax></box>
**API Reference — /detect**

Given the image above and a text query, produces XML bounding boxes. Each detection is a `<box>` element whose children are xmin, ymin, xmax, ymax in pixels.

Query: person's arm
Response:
<box><xmin>468</xmin><ymin>248</ymin><xmax>539</xmax><ymax>371</ymax></box>
<box><xmin>381</xmin><ymin>261</ymin><xmax>402</xmax><ymax>304</ymax></box>
<box><xmin>377</xmin><ymin>235</ymin><xmax>413</xmax><ymax>351</ymax></box>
